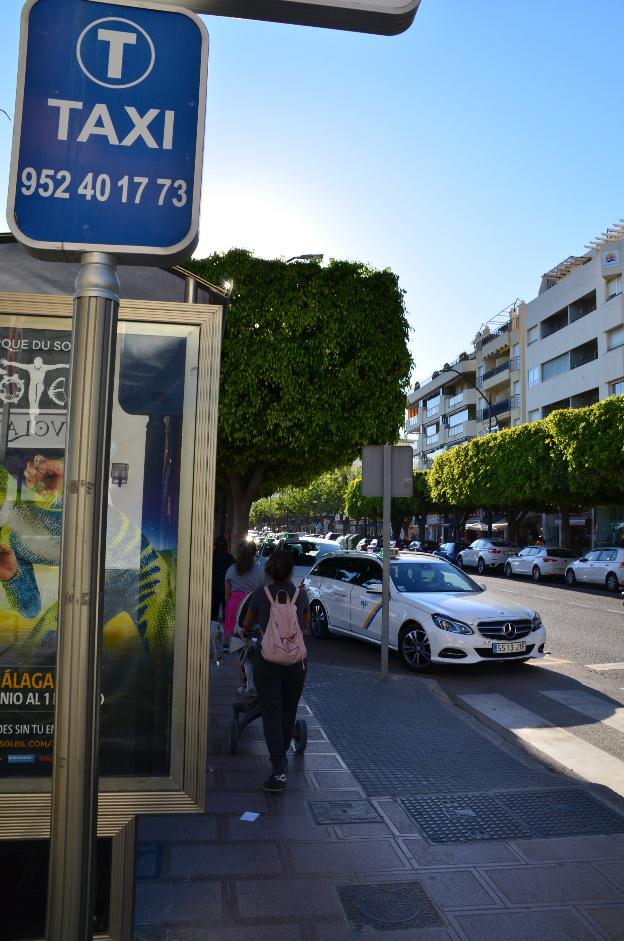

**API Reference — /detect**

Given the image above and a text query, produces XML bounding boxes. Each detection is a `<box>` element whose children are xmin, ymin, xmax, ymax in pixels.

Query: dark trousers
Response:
<box><xmin>253</xmin><ymin>653</ymin><xmax>306</xmax><ymax>774</ymax></box>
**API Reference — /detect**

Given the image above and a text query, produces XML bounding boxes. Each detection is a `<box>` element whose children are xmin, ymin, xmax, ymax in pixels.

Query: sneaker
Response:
<box><xmin>237</xmin><ymin>685</ymin><xmax>247</xmax><ymax>696</ymax></box>
<box><xmin>263</xmin><ymin>773</ymin><xmax>287</xmax><ymax>792</ymax></box>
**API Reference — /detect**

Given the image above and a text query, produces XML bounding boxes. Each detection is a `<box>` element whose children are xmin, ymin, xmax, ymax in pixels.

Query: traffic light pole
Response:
<box><xmin>46</xmin><ymin>253</ymin><xmax>120</xmax><ymax>941</ymax></box>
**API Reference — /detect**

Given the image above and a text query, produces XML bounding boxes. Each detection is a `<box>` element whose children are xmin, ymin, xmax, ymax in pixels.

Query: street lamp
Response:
<box><xmin>286</xmin><ymin>253</ymin><xmax>324</xmax><ymax>263</ymax></box>
<box><xmin>442</xmin><ymin>363</ymin><xmax>493</xmax><ymax>433</ymax></box>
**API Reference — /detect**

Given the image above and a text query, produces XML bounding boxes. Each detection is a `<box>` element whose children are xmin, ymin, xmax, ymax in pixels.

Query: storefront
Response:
<box><xmin>0</xmin><ymin>237</ymin><xmax>224</xmax><ymax>939</ymax></box>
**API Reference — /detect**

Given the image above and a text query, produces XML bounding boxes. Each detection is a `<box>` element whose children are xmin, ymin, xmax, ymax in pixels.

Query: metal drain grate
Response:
<box><xmin>496</xmin><ymin>788</ymin><xmax>624</xmax><ymax>838</ymax></box>
<box><xmin>400</xmin><ymin>794</ymin><xmax>533</xmax><ymax>843</ymax></box>
<box><xmin>308</xmin><ymin>800</ymin><xmax>382</xmax><ymax>825</ymax></box>
<box><xmin>336</xmin><ymin>881</ymin><xmax>444</xmax><ymax>932</ymax></box>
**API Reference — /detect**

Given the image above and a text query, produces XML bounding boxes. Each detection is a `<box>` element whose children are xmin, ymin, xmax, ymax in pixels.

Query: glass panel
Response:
<box><xmin>0</xmin><ymin>316</ymin><xmax>199</xmax><ymax>785</ymax></box>
<box><xmin>0</xmin><ymin>837</ymin><xmax>111</xmax><ymax>939</ymax></box>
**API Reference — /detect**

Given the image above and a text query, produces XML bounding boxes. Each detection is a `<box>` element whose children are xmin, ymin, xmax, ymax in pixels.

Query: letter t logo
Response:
<box><xmin>97</xmin><ymin>28</ymin><xmax>137</xmax><ymax>80</ymax></box>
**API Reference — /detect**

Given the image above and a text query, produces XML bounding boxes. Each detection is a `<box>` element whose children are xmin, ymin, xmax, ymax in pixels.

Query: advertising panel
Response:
<box><xmin>0</xmin><ymin>316</ymin><xmax>197</xmax><ymax>781</ymax></box>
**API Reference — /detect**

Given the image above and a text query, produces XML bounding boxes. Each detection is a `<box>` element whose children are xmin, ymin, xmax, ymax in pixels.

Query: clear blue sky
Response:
<box><xmin>0</xmin><ymin>0</ymin><xmax>622</xmax><ymax>381</ymax></box>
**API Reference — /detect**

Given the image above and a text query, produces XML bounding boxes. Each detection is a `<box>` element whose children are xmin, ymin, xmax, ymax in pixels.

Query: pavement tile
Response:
<box><xmin>512</xmin><ymin>835</ymin><xmax>624</xmax><ymax>863</ymax></box>
<box><xmin>312</xmin><ymin>922</ymin><xmax>456</xmax><ymax>941</ymax></box>
<box><xmin>203</xmin><ymin>792</ymin><xmax>270</xmax><ymax>814</ymax></box>
<box><xmin>265</xmin><ymin>789</ymin><xmax>366</xmax><ymax>813</ymax></box>
<box><xmin>168</xmin><ymin>842</ymin><xmax>283</xmax><ymax>877</ymax></box>
<box><xmin>311</xmin><ymin>770</ymin><xmax>362</xmax><ymax>788</ymax></box>
<box><xmin>137</xmin><ymin>816</ymin><xmax>218</xmax><ymax>843</ymax></box>
<box><xmin>335</xmin><ymin>822</ymin><xmax>397</xmax><ymax>839</ymax></box>
<box><xmin>454</xmin><ymin>908</ymin><xmax>600</xmax><ymax>941</ymax></box>
<box><xmin>206</xmin><ymin>755</ymin><xmax>263</xmax><ymax>770</ymax></box>
<box><xmin>419</xmin><ymin>870</ymin><xmax>500</xmax><ymax>910</ymax></box>
<box><xmin>222</xmin><ymin>769</ymin><xmax>311</xmax><ymax>791</ymax></box>
<box><xmin>292</xmin><ymin>753</ymin><xmax>345</xmax><ymax>770</ymax></box>
<box><xmin>484</xmin><ymin>862</ymin><xmax>624</xmax><ymax>904</ymax></box>
<box><xmin>594</xmin><ymin>860</ymin><xmax>624</xmax><ymax>892</ymax></box>
<box><xmin>400</xmin><ymin>835</ymin><xmax>522</xmax><ymax>867</ymax></box>
<box><xmin>164</xmin><ymin>928</ymin><xmax>303</xmax><ymax>941</ymax></box>
<box><xmin>374</xmin><ymin>799</ymin><xmax>422</xmax><ymax>833</ymax></box>
<box><xmin>134</xmin><ymin>882</ymin><xmax>222</xmax><ymax>925</ymax></box>
<box><xmin>583</xmin><ymin>906</ymin><xmax>624</xmax><ymax>940</ymax></box>
<box><xmin>235</xmin><ymin>877</ymin><xmax>344</xmax><ymax>918</ymax></box>
<box><xmin>134</xmin><ymin>929</ymin><xmax>164</xmax><ymax>941</ymax></box>
<box><xmin>288</xmin><ymin>839</ymin><xmax>410</xmax><ymax>874</ymax></box>
<box><xmin>227</xmin><ymin>815</ymin><xmax>334</xmax><ymax>842</ymax></box>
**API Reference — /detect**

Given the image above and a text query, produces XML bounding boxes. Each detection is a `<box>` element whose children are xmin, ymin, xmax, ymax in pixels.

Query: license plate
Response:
<box><xmin>493</xmin><ymin>642</ymin><xmax>526</xmax><ymax>654</ymax></box>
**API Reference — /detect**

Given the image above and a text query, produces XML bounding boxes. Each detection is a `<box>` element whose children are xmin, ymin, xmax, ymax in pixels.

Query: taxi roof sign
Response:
<box><xmin>147</xmin><ymin>0</ymin><xmax>421</xmax><ymax>35</ymax></box>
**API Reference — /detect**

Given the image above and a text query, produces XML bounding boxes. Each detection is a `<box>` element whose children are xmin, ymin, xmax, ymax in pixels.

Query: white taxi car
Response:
<box><xmin>304</xmin><ymin>551</ymin><xmax>546</xmax><ymax>672</ymax></box>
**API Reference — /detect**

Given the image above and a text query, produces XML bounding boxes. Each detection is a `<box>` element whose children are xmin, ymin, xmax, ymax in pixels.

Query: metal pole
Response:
<box><xmin>46</xmin><ymin>252</ymin><xmax>120</xmax><ymax>941</ymax></box>
<box><xmin>380</xmin><ymin>444</ymin><xmax>391</xmax><ymax>680</ymax></box>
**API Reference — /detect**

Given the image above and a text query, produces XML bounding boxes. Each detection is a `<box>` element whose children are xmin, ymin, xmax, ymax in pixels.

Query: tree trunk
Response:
<box><xmin>559</xmin><ymin>505</ymin><xmax>571</xmax><ymax>548</ymax></box>
<box><xmin>228</xmin><ymin>465</ymin><xmax>265</xmax><ymax>550</ymax></box>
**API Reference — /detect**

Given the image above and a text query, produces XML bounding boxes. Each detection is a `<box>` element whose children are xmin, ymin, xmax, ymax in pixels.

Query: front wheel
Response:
<box><xmin>532</xmin><ymin>566</ymin><xmax>541</xmax><ymax>583</ymax></box>
<box><xmin>606</xmin><ymin>571</ymin><xmax>619</xmax><ymax>593</ymax></box>
<box><xmin>504</xmin><ymin>562</ymin><xmax>512</xmax><ymax>578</ymax></box>
<box><xmin>399</xmin><ymin>623</ymin><xmax>432</xmax><ymax>672</ymax></box>
<box><xmin>565</xmin><ymin>569</ymin><xmax>576</xmax><ymax>587</ymax></box>
<box><xmin>310</xmin><ymin>600</ymin><xmax>330</xmax><ymax>638</ymax></box>
<box><xmin>477</xmin><ymin>557</ymin><xmax>486</xmax><ymax>575</ymax></box>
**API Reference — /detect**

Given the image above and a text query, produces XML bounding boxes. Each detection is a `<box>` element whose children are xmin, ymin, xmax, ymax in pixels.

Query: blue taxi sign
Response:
<box><xmin>7</xmin><ymin>0</ymin><xmax>208</xmax><ymax>264</ymax></box>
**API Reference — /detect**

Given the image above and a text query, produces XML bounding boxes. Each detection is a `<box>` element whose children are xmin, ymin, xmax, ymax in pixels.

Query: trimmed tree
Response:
<box><xmin>186</xmin><ymin>250</ymin><xmax>412</xmax><ymax>546</ymax></box>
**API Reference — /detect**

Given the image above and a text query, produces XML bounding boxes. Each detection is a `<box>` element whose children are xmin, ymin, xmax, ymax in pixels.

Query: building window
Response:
<box><xmin>606</xmin><ymin>274</ymin><xmax>622</xmax><ymax>300</ymax></box>
<box><xmin>528</xmin><ymin>409</ymin><xmax>540</xmax><ymax>422</ymax></box>
<box><xmin>512</xmin><ymin>343</ymin><xmax>520</xmax><ymax>369</ymax></box>
<box><xmin>527</xmin><ymin>325</ymin><xmax>539</xmax><ymax>345</ymax></box>
<box><xmin>607</xmin><ymin>325</ymin><xmax>624</xmax><ymax>351</ymax></box>
<box><xmin>542</xmin><ymin>351</ymin><xmax>569</xmax><ymax>381</ymax></box>
<box><xmin>570</xmin><ymin>338</ymin><xmax>598</xmax><ymax>369</ymax></box>
<box><xmin>568</xmin><ymin>290</ymin><xmax>596</xmax><ymax>324</ymax></box>
<box><xmin>527</xmin><ymin>366</ymin><xmax>539</xmax><ymax>388</ymax></box>
<box><xmin>611</xmin><ymin>379</ymin><xmax>624</xmax><ymax>396</ymax></box>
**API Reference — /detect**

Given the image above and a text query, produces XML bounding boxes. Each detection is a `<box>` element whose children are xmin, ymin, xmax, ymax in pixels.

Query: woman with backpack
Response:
<box><xmin>242</xmin><ymin>550</ymin><xmax>310</xmax><ymax>792</ymax></box>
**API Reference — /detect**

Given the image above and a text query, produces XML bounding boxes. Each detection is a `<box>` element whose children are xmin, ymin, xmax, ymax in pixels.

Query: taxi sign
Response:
<box><xmin>142</xmin><ymin>0</ymin><xmax>421</xmax><ymax>36</ymax></box>
<box><xmin>7</xmin><ymin>0</ymin><xmax>208</xmax><ymax>264</ymax></box>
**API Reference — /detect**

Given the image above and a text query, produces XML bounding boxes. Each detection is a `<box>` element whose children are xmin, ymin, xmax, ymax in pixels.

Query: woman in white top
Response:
<box><xmin>223</xmin><ymin>540</ymin><xmax>264</xmax><ymax>647</ymax></box>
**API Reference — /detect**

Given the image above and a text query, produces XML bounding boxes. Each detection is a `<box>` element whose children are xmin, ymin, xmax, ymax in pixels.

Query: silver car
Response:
<box><xmin>504</xmin><ymin>546</ymin><xmax>577</xmax><ymax>582</ymax></box>
<box><xmin>565</xmin><ymin>547</ymin><xmax>624</xmax><ymax>592</ymax></box>
<box><xmin>457</xmin><ymin>539</ymin><xmax>519</xmax><ymax>575</ymax></box>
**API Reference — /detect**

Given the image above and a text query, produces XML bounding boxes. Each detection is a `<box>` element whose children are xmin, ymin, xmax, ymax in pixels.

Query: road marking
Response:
<box><xmin>458</xmin><ymin>693</ymin><xmax>624</xmax><ymax>799</ymax></box>
<box><xmin>587</xmin><ymin>663</ymin><xmax>624</xmax><ymax>672</ymax></box>
<box><xmin>542</xmin><ymin>689</ymin><xmax>624</xmax><ymax>734</ymax></box>
<box><xmin>526</xmin><ymin>656</ymin><xmax>572</xmax><ymax>666</ymax></box>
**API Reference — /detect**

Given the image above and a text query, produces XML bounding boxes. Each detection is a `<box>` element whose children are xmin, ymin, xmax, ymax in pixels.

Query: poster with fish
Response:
<box><xmin>0</xmin><ymin>321</ymin><xmax>186</xmax><ymax>779</ymax></box>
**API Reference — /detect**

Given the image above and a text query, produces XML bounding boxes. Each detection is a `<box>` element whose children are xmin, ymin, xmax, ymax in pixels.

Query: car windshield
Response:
<box><xmin>390</xmin><ymin>560</ymin><xmax>481</xmax><ymax>593</ymax></box>
<box><xmin>489</xmin><ymin>540</ymin><xmax>518</xmax><ymax>548</ymax></box>
<box><xmin>284</xmin><ymin>540</ymin><xmax>340</xmax><ymax>566</ymax></box>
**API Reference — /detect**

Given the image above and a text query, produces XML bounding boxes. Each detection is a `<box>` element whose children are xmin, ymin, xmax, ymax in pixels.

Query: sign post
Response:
<box><xmin>361</xmin><ymin>445</ymin><xmax>413</xmax><ymax>680</ymax></box>
<box><xmin>8</xmin><ymin>2</ymin><xmax>208</xmax><ymax>937</ymax></box>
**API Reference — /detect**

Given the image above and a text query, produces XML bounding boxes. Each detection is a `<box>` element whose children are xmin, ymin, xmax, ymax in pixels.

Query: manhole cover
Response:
<box><xmin>336</xmin><ymin>881</ymin><xmax>444</xmax><ymax>932</ymax></box>
<box><xmin>400</xmin><ymin>794</ymin><xmax>532</xmax><ymax>843</ymax></box>
<box><xmin>496</xmin><ymin>788</ymin><xmax>624</xmax><ymax>838</ymax></box>
<box><xmin>308</xmin><ymin>800</ymin><xmax>382</xmax><ymax>825</ymax></box>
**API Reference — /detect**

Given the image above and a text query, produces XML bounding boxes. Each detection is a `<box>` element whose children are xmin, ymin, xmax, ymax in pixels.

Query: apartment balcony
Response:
<box><xmin>445</xmin><ymin>419</ymin><xmax>477</xmax><ymax>442</ymax></box>
<box><xmin>478</xmin><ymin>398</ymin><xmax>512</xmax><ymax>424</ymax></box>
<box><xmin>477</xmin><ymin>321</ymin><xmax>511</xmax><ymax>354</ymax></box>
<box><xmin>404</xmin><ymin>415</ymin><xmax>420</xmax><ymax>432</ymax></box>
<box><xmin>425</xmin><ymin>433</ymin><xmax>439</xmax><ymax>446</ymax></box>
<box><xmin>425</xmin><ymin>404</ymin><xmax>440</xmax><ymax>418</ymax></box>
<box><xmin>480</xmin><ymin>359</ymin><xmax>511</xmax><ymax>393</ymax></box>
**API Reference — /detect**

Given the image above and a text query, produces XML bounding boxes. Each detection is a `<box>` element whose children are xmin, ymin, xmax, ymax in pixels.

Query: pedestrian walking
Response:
<box><xmin>242</xmin><ymin>550</ymin><xmax>310</xmax><ymax>792</ymax></box>
<box><xmin>224</xmin><ymin>540</ymin><xmax>264</xmax><ymax>649</ymax></box>
<box><xmin>211</xmin><ymin>535</ymin><xmax>234</xmax><ymax>623</ymax></box>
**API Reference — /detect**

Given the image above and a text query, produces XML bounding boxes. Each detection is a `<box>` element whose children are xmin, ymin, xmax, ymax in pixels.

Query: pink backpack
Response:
<box><xmin>261</xmin><ymin>585</ymin><xmax>307</xmax><ymax>665</ymax></box>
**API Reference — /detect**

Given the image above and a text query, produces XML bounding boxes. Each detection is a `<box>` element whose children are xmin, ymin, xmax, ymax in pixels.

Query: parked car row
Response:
<box><xmin>455</xmin><ymin>538</ymin><xmax>624</xmax><ymax>592</ymax></box>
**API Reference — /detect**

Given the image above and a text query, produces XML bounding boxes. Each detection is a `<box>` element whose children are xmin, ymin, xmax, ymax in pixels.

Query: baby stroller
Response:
<box><xmin>228</xmin><ymin>593</ymin><xmax>308</xmax><ymax>756</ymax></box>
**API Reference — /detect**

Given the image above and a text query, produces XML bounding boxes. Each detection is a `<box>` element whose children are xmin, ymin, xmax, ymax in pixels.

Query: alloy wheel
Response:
<box><xmin>504</xmin><ymin>563</ymin><xmax>512</xmax><ymax>578</ymax></box>
<box><xmin>400</xmin><ymin>624</ymin><xmax>432</xmax><ymax>672</ymax></box>
<box><xmin>477</xmin><ymin>557</ymin><xmax>486</xmax><ymax>575</ymax></box>
<box><xmin>310</xmin><ymin>601</ymin><xmax>330</xmax><ymax>638</ymax></box>
<box><xmin>606</xmin><ymin>572</ymin><xmax>619</xmax><ymax>593</ymax></box>
<box><xmin>565</xmin><ymin>569</ymin><xmax>576</xmax><ymax>587</ymax></box>
<box><xmin>532</xmin><ymin>566</ymin><xmax>541</xmax><ymax>582</ymax></box>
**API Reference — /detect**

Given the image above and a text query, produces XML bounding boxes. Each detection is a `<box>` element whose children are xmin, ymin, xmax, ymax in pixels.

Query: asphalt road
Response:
<box><xmin>306</xmin><ymin>570</ymin><xmax>624</xmax><ymax>769</ymax></box>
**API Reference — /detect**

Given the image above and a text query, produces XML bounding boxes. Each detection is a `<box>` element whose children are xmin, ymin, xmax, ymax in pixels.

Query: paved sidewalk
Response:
<box><xmin>134</xmin><ymin>656</ymin><xmax>624</xmax><ymax>940</ymax></box>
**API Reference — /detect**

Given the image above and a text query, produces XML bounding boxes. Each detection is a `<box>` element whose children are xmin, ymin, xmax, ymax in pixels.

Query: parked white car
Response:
<box><xmin>457</xmin><ymin>539</ymin><xmax>519</xmax><ymax>574</ymax></box>
<box><xmin>305</xmin><ymin>551</ymin><xmax>546</xmax><ymax>671</ymax></box>
<box><xmin>504</xmin><ymin>546</ymin><xmax>578</xmax><ymax>582</ymax></box>
<box><xmin>565</xmin><ymin>547</ymin><xmax>624</xmax><ymax>592</ymax></box>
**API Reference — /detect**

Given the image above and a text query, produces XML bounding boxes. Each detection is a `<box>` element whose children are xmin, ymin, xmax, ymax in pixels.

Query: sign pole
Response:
<box><xmin>380</xmin><ymin>444</ymin><xmax>391</xmax><ymax>680</ymax></box>
<box><xmin>46</xmin><ymin>253</ymin><xmax>120</xmax><ymax>941</ymax></box>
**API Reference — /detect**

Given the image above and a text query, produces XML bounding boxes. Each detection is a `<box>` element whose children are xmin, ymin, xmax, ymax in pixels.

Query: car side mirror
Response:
<box><xmin>578</xmin><ymin>557</ymin><xmax>587</xmax><ymax>563</ymax></box>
